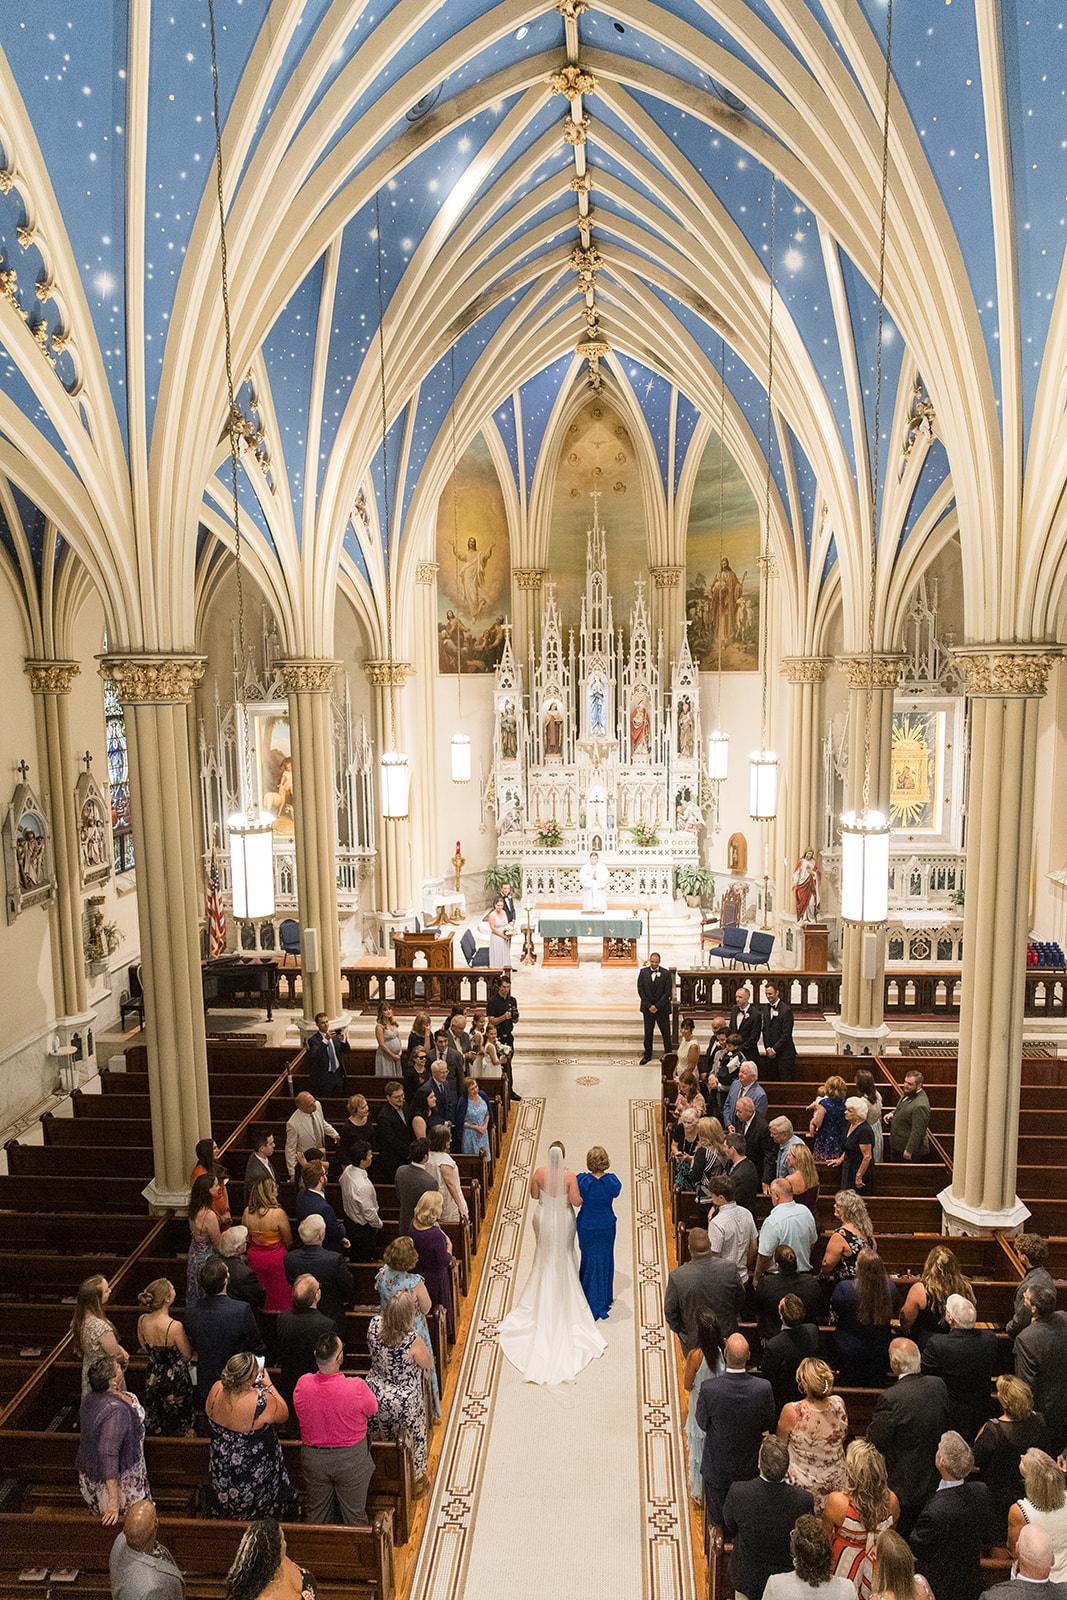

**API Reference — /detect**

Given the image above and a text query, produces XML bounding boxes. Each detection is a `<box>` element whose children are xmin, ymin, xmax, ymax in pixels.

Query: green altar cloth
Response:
<box><xmin>538</xmin><ymin>917</ymin><xmax>643</xmax><ymax>938</ymax></box>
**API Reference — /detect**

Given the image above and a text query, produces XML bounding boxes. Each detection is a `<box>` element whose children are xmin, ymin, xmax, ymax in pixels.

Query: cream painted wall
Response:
<box><xmin>433</xmin><ymin>672</ymin><xmax>496</xmax><ymax>914</ymax></box>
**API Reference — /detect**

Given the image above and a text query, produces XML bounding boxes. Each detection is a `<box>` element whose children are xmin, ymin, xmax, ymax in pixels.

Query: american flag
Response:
<box><xmin>207</xmin><ymin>835</ymin><xmax>226</xmax><ymax>958</ymax></box>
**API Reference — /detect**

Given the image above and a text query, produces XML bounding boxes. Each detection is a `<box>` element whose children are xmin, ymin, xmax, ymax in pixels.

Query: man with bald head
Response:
<box><xmin>753</xmin><ymin>1178</ymin><xmax>818</xmax><ymax>1285</ymax></box>
<box><xmin>983</xmin><ymin>1527</ymin><xmax>1067</xmax><ymax>1600</ymax></box>
<box><xmin>109</xmin><ymin>1501</ymin><xmax>184</xmax><ymax>1600</ymax></box>
<box><xmin>695</xmin><ymin>1334</ymin><xmax>775</xmax><ymax>1526</ymax></box>
<box><xmin>275</xmin><ymin>1273</ymin><xmax>336</xmax><ymax>1412</ymax></box>
<box><xmin>285</xmin><ymin>1090</ymin><xmax>339</xmax><ymax>1180</ymax></box>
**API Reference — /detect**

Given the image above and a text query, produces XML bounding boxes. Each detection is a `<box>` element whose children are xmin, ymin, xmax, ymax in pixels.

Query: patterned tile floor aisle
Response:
<box><xmin>408</xmin><ymin>1042</ymin><xmax>694</xmax><ymax>1600</ymax></box>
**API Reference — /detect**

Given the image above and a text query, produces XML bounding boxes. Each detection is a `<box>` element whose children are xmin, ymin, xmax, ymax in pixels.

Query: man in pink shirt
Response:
<box><xmin>294</xmin><ymin>1331</ymin><xmax>378</xmax><ymax>1524</ymax></box>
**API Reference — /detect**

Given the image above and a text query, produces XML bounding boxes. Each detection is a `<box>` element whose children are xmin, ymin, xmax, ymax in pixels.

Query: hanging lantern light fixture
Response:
<box><xmin>749</xmin><ymin>752</ymin><xmax>778</xmax><ymax>821</ymax></box>
<box><xmin>707</xmin><ymin>729</ymin><xmax>729</xmax><ymax>783</ymax></box>
<box><xmin>209</xmin><ymin>0</ymin><xmax>274</xmax><ymax>919</ymax></box>
<box><xmin>450</xmin><ymin>734</ymin><xmax>471</xmax><ymax>784</ymax></box>
<box><xmin>839</xmin><ymin>0</ymin><xmax>894</xmax><ymax>928</ymax></box>
<box><xmin>380</xmin><ymin>749</ymin><xmax>410</xmax><ymax>821</ymax></box>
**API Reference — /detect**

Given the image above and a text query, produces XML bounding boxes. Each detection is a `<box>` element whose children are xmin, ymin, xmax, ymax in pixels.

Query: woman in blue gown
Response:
<box><xmin>575</xmin><ymin>1146</ymin><xmax>622</xmax><ymax>1320</ymax></box>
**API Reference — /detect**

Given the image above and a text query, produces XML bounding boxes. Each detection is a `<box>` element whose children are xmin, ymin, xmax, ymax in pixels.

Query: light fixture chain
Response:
<box><xmin>716</xmin><ymin>335</ymin><xmax>726</xmax><ymax>722</ymax></box>
<box><xmin>450</xmin><ymin>345</ymin><xmax>462</xmax><ymax>718</ymax></box>
<box><xmin>760</xmin><ymin>173</ymin><xmax>776</xmax><ymax>756</ymax></box>
<box><xmin>375</xmin><ymin>193</ymin><xmax>398</xmax><ymax>748</ymax></box>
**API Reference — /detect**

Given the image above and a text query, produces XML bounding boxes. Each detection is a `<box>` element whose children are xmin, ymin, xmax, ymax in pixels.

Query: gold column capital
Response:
<box><xmin>278</xmin><ymin>659</ymin><xmax>341</xmax><ymax>694</ymax></box>
<box><xmin>649</xmin><ymin>566</ymin><xmax>683</xmax><ymax>588</ymax></box>
<box><xmin>781</xmin><ymin>656</ymin><xmax>830</xmax><ymax>685</ymax></box>
<box><xmin>842</xmin><ymin>654</ymin><xmax>905</xmax><ymax>691</ymax></box>
<box><xmin>363</xmin><ymin>659</ymin><xmax>413</xmax><ymax>687</ymax></box>
<box><xmin>952</xmin><ymin>645</ymin><xmax>1062</xmax><ymax>698</ymax></box>
<box><xmin>514</xmin><ymin>569</ymin><xmax>546</xmax><ymax>590</ymax></box>
<box><xmin>24</xmin><ymin>659</ymin><xmax>80</xmax><ymax>694</ymax></box>
<box><xmin>98</xmin><ymin>654</ymin><xmax>206</xmax><ymax>703</ymax></box>
<box><xmin>415</xmin><ymin>562</ymin><xmax>439</xmax><ymax>584</ymax></box>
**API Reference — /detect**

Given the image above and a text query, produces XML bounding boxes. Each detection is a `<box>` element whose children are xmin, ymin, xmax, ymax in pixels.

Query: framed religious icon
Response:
<box><xmin>248</xmin><ymin>706</ymin><xmax>295</xmax><ymax>836</ymax></box>
<box><xmin>889</xmin><ymin>697</ymin><xmax>964</xmax><ymax>848</ymax></box>
<box><xmin>74</xmin><ymin>769</ymin><xmax>113</xmax><ymax>888</ymax></box>
<box><xmin>3</xmin><ymin>773</ymin><xmax>56</xmax><ymax>922</ymax></box>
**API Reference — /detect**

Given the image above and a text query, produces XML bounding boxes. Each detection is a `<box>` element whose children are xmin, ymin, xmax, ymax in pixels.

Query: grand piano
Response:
<box><xmin>202</xmin><ymin>957</ymin><xmax>279</xmax><ymax>1021</ymax></box>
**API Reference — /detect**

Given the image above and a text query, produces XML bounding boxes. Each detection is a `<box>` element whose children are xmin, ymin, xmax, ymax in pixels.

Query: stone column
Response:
<box><xmin>778</xmin><ymin>657</ymin><xmax>830</xmax><ymax>917</ymax></box>
<box><xmin>941</xmin><ymin>646</ymin><xmax>1058</xmax><ymax>1232</ymax></box>
<box><xmin>834</xmin><ymin>654</ymin><xmax>903</xmax><ymax>1052</ymax></box>
<box><xmin>99</xmin><ymin>653</ymin><xmax>211</xmax><ymax>1206</ymax></box>
<box><xmin>411</xmin><ymin>563</ymin><xmax>440</xmax><ymax>896</ymax></box>
<box><xmin>512</xmin><ymin>569</ymin><xmax>545</xmax><ymax>673</ymax></box>
<box><xmin>278</xmin><ymin>660</ymin><xmax>342</xmax><ymax>1022</ymax></box>
<box><xmin>25</xmin><ymin>660</ymin><xmax>88</xmax><ymax>1023</ymax></box>
<box><xmin>363</xmin><ymin>660</ymin><xmax>414</xmax><ymax>916</ymax></box>
<box><xmin>649</xmin><ymin>565</ymin><xmax>684</xmax><ymax>662</ymax></box>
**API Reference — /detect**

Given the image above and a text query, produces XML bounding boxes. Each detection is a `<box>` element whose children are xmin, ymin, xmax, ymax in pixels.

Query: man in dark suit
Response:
<box><xmin>868</xmin><ymin>1337</ymin><xmax>951</xmax><ymax>1538</ymax></box>
<box><xmin>274</xmin><ymin>1274</ymin><xmax>336</xmax><ymax>1412</ymax></box>
<box><xmin>908</xmin><ymin>1431</ymin><xmax>992</xmax><ymax>1600</ymax></box>
<box><xmin>664</xmin><ymin>1227</ymin><xmax>743</xmax><ymax>1353</ymax></box>
<box><xmin>486</xmin><ymin>978</ymin><xmax>519</xmax><ymax>1050</ymax></box>
<box><xmin>373</xmin><ymin>1080</ymin><xmax>412</xmax><ymax>1183</ymax></box>
<box><xmin>243</xmin><ymin>1127</ymin><xmax>278</xmax><ymax>1206</ymax></box>
<box><xmin>442</xmin><ymin>1013</ymin><xmax>475</xmax><ymax>1094</ymax></box>
<box><xmin>213</xmin><ymin>1226</ymin><xmax>266</xmax><ymax>1311</ymax></box>
<box><xmin>983</xmin><ymin>1526</ymin><xmax>1067</xmax><ymax>1600</ymax></box>
<box><xmin>920</xmin><ymin>1293</ymin><xmax>997</xmax><ymax>1444</ymax></box>
<box><xmin>760</xmin><ymin>981</ymin><xmax>796</xmax><ymax>1081</ymax></box>
<box><xmin>306</xmin><ymin>1012</ymin><xmax>349</xmax><ymax>1098</ymax></box>
<box><xmin>1015</xmin><ymin>1283</ymin><xmax>1067</xmax><ymax>1448</ymax></box>
<box><xmin>760</xmin><ymin>1294</ymin><xmax>820</xmax><ymax>1413</ymax></box>
<box><xmin>724</xmin><ymin>1132</ymin><xmax>761</xmax><ymax>1213</ymax></box>
<box><xmin>753</xmin><ymin>1246</ymin><xmax>823</xmax><ymax>1341</ymax></box>
<box><xmin>638</xmin><ymin>952</ymin><xmax>672</xmax><ymax>1062</ymax></box>
<box><xmin>729</xmin><ymin>986</ymin><xmax>763</xmax><ymax>1061</ymax></box>
<box><xmin>696</xmin><ymin>1334</ymin><xmax>776</xmax><ymax>1525</ymax></box>
<box><xmin>498</xmin><ymin>881</ymin><xmax>517</xmax><ymax>926</ymax></box>
<box><xmin>734</xmin><ymin>1098</ymin><xmax>776</xmax><ymax>1185</ymax></box>
<box><xmin>284</xmin><ymin>1214</ymin><xmax>353</xmax><ymax>1324</ymax></box>
<box><xmin>414</xmin><ymin>1058</ymin><xmax>459</xmax><ymax>1136</ymax></box>
<box><xmin>185</xmin><ymin>1257</ymin><xmax>266</xmax><ymax>1406</ymax></box>
<box><xmin>394</xmin><ymin>1139</ymin><xmax>439</xmax><ymax>1233</ymax></box>
<box><xmin>723</xmin><ymin>1435</ymin><xmax>815</xmax><ymax>1600</ymax></box>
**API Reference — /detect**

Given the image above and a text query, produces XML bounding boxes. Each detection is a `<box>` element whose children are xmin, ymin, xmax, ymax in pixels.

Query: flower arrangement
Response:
<box><xmin>630</xmin><ymin>820</ymin><xmax>660</xmax><ymax>847</ymax></box>
<box><xmin>536</xmin><ymin>819</ymin><xmax>564</xmax><ymax>848</ymax></box>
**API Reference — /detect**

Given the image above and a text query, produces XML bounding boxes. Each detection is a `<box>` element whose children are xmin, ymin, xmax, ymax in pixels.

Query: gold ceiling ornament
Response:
<box><xmin>952</xmin><ymin>647</ymin><xmax>1061</xmax><ymax>699</ymax></box>
<box><xmin>780</xmin><ymin>657</ymin><xmax>830</xmax><ymax>685</ymax></box>
<box><xmin>415</xmin><ymin>561</ymin><xmax>439</xmax><ymax>584</ymax></box>
<box><xmin>577</xmin><ymin>211</ymin><xmax>595</xmax><ymax>241</ymax></box>
<box><xmin>16</xmin><ymin>224</ymin><xmax>36</xmax><ymax>250</ymax></box>
<box><xmin>0</xmin><ymin>169</ymin><xmax>13</xmax><ymax>195</ymax></box>
<box><xmin>562</xmin><ymin>114</ymin><xmax>591</xmax><ymax>146</ymax></box>
<box><xmin>98</xmin><ymin>655</ymin><xmax>207</xmax><ymax>704</ymax></box>
<box><xmin>902</xmin><ymin>379</ymin><xmax>937</xmax><ymax>460</ymax></box>
<box><xmin>278</xmin><ymin>660</ymin><xmax>341</xmax><ymax>695</ymax></box>
<box><xmin>549</xmin><ymin>64</ymin><xmax>598</xmax><ymax>99</ymax></box>
<box><xmin>569</xmin><ymin>245</ymin><xmax>602</xmax><ymax>283</ymax></box>
<box><xmin>24</xmin><ymin>660</ymin><xmax>80</xmax><ymax>695</ymax></box>
<box><xmin>576</xmin><ymin>337</ymin><xmax>610</xmax><ymax>388</ymax></box>
<box><xmin>569</xmin><ymin>173</ymin><xmax>593</xmax><ymax>195</ymax></box>
<box><xmin>362</xmin><ymin>659</ymin><xmax>414</xmax><ymax>688</ymax></box>
<box><xmin>555</xmin><ymin>0</ymin><xmax>589</xmax><ymax>17</ymax></box>
<box><xmin>843</xmin><ymin>654</ymin><xmax>905</xmax><ymax>691</ymax></box>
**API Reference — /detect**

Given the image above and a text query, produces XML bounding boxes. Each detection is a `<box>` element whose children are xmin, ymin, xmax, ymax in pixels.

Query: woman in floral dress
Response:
<box><xmin>778</xmin><ymin>1357</ymin><xmax>849</xmax><ymax>1512</ymax></box>
<box><xmin>71</xmin><ymin>1274</ymin><xmax>128</xmax><ymax>1396</ymax></box>
<box><xmin>187</xmin><ymin>1173</ymin><xmax>222</xmax><ymax>1308</ymax></box>
<box><xmin>809</xmin><ymin>1075</ymin><xmax>849</xmax><ymax>1162</ymax></box>
<box><xmin>366</xmin><ymin>1295</ymin><xmax>434</xmax><ymax>1487</ymax></box>
<box><xmin>375</xmin><ymin>1235</ymin><xmax>441</xmax><ymax>1417</ymax></box>
<box><xmin>206</xmin><ymin>1352</ymin><xmax>290</xmax><ymax>1520</ymax></box>
<box><xmin>136</xmin><ymin>1277</ymin><xmax>194</xmax><ymax>1435</ymax></box>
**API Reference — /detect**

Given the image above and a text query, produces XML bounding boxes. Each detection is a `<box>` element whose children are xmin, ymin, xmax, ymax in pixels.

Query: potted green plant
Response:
<box><xmin>630</xmin><ymin>820</ymin><xmax>659</xmax><ymax>848</ymax></box>
<box><xmin>675</xmin><ymin>865</ymin><xmax>715</xmax><ymax>907</ymax></box>
<box><xmin>484</xmin><ymin>864</ymin><xmax>523</xmax><ymax>900</ymax></box>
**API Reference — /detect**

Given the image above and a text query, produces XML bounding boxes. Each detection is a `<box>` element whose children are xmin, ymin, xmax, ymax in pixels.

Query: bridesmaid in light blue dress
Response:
<box><xmin>684</xmin><ymin>1308</ymin><xmax>726</xmax><ymax>1503</ymax></box>
<box><xmin>460</xmin><ymin>1078</ymin><xmax>491</xmax><ymax>1157</ymax></box>
<box><xmin>575</xmin><ymin>1147</ymin><xmax>622</xmax><ymax>1321</ymax></box>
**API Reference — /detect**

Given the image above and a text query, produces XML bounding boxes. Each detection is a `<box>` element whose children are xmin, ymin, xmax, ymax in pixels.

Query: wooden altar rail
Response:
<box><xmin>340</xmin><ymin>965</ymin><xmax>506</xmax><ymax>1009</ymax></box>
<box><xmin>672</xmin><ymin>968</ymin><xmax>1067</xmax><ymax>1022</ymax></box>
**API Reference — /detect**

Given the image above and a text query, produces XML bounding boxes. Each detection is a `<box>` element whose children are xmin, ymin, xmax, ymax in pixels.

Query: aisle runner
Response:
<box><xmin>631</xmin><ymin>1097</ymin><xmax>694</xmax><ymax>1597</ymax></box>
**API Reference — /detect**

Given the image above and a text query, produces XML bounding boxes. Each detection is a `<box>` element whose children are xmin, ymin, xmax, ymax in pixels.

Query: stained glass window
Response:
<box><xmin>103</xmin><ymin>675</ymin><xmax>135</xmax><ymax>873</ymax></box>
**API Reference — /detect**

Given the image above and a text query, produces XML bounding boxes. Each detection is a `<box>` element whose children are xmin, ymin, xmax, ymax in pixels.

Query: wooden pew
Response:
<box><xmin>0</xmin><ymin>1213</ymin><xmax>157</xmax><ymax>1255</ymax></box>
<box><xmin>0</xmin><ymin>1511</ymin><xmax>395</xmax><ymax>1600</ymax></box>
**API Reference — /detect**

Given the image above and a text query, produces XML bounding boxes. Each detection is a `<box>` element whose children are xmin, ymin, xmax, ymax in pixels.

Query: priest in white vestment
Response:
<box><xmin>579</xmin><ymin>851</ymin><xmax>610</xmax><ymax>913</ymax></box>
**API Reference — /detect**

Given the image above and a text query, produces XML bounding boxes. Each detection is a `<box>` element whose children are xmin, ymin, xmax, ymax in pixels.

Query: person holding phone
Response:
<box><xmin>205</xmin><ymin>1350</ymin><xmax>290</xmax><ymax>1520</ymax></box>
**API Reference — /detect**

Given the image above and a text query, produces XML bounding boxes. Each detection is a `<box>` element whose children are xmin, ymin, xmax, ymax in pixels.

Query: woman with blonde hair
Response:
<box><xmin>241</xmin><ymin>1179</ymin><xmax>292</xmax><ymax>1311</ymax></box>
<box><xmin>71</xmin><ymin>1273</ymin><xmax>127</xmax><ymax>1396</ymax></box>
<box><xmin>819</xmin><ymin>1190</ymin><xmax>876</xmax><ymax>1285</ymax></box>
<box><xmin>206</xmin><ymin>1351</ymin><xmax>289</xmax><ymax>1520</ymax></box>
<box><xmin>1009</xmin><ymin>1449</ymin><xmax>1067</xmax><ymax>1578</ymax></box>
<box><xmin>374</xmin><ymin>1234</ymin><xmax>440</xmax><ymax>1416</ymax></box>
<box><xmin>869</xmin><ymin>1529</ymin><xmax>933</xmax><ymax>1600</ymax></box>
<box><xmin>576</xmin><ymin>1145</ymin><xmax>622</xmax><ymax>1321</ymax></box>
<box><xmin>974</xmin><ymin>1374</ymin><xmax>1050</xmax><ymax>1539</ymax></box>
<box><xmin>810</xmin><ymin>1076</ymin><xmax>849</xmax><ymax>1162</ymax></box>
<box><xmin>691</xmin><ymin>1117</ymin><xmax>728</xmax><ymax>1201</ymax></box>
<box><xmin>337</xmin><ymin>1092</ymin><xmax>371</xmax><ymax>1170</ymax></box>
<box><xmin>136</xmin><ymin>1277</ymin><xmax>193</xmax><ymax>1435</ymax></box>
<box><xmin>366</xmin><ymin>1291</ymin><xmax>433</xmax><ymax>1487</ymax></box>
<box><xmin>406</xmin><ymin>1009</ymin><xmax>433</xmax><ymax>1061</ymax></box>
<box><xmin>900</xmin><ymin>1244</ymin><xmax>975</xmax><ymax>1349</ymax></box>
<box><xmin>824</xmin><ymin>1439</ymin><xmax>900</xmax><ymax>1600</ymax></box>
<box><xmin>409</xmin><ymin>1189</ymin><xmax>455</xmax><ymax>1337</ymax></box>
<box><xmin>778</xmin><ymin>1357</ymin><xmax>849</xmax><ymax>1512</ymax></box>
<box><xmin>786</xmin><ymin>1141</ymin><xmax>821</xmax><ymax>1223</ymax></box>
<box><xmin>374</xmin><ymin>1002</ymin><xmax>402</xmax><ymax>1078</ymax></box>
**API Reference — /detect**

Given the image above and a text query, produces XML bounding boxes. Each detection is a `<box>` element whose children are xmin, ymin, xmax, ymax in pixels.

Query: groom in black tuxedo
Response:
<box><xmin>760</xmin><ymin>982</ymin><xmax>797</xmax><ymax>1080</ymax></box>
<box><xmin>638</xmin><ymin>952</ymin><xmax>672</xmax><ymax>1063</ymax></box>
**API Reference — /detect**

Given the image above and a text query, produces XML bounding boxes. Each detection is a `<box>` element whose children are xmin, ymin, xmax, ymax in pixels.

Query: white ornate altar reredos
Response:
<box><xmin>491</xmin><ymin>501</ymin><xmax>704</xmax><ymax>907</ymax></box>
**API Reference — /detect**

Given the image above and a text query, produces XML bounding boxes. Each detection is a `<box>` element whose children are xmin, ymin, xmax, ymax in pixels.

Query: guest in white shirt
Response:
<box><xmin>339</xmin><ymin>1141</ymin><xmax>382</xmax><ymax>1262</ymax></box>
<box><xmin>705</xmin><ymin>1173</ymin><xmax>759</xmax><ymax>1284</ymax></box>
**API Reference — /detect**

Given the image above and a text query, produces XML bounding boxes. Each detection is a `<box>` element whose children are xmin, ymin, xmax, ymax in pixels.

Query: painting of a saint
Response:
<box><xmin>677</xmin><ymin>695</ymin><xmax>695</xmax><ymax>758</ymax></box>
<box><xmin>685</xmin><ymin>432</ymin><xmax>761</xmax><ymax>671</ymax></box>
<box><xmin>890</xmin><ymin>710</ymin><xmax>943</xmax><ymax>832</ymax></box>
<box><xmin>435</xmin><ymin>432</ymin><xmax>511</xmax><ymax>673</ymax></box>
<box><xmin>255</xmin><ymin>714</ymin><xmax>295</xmax><ymax>836</ymax></box>
<box><xmin>589</xmin><ymin>680</ymin><xmax>607</xmax><ymax>736</ymax></box>
<box><xmin>630</xmin><ymin>690</ymin><xmax>651</xmax><ymax>757</ymax></box>
<box><xmin>543</xmin><ymin>699</ymin><xmax>564</xmax><ymax>759</ymax></box>
<box><xmin>451</xmin><ymin>535</ymin><xmax>494</xmax><ymax>620</ymax></box>
<box><xmin>500</xmin><ymin>699</ymin><xmax>518</xmax><ymax>760</ymax></box>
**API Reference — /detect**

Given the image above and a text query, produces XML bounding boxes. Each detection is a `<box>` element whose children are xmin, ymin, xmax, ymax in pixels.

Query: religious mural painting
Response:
<box><xmin>889</xmin><ymin>710</ymin><xmax>942</xmax><ymax>832</ymax></box>
<box><xmin>684</xmin><ymin>431</ymin><xmax>761</xmax><ymax>671</ymax></box>
<box><xmin>547</xmin><ymin>398</ymin><xmax>647</xmax><ymax>632</ymax></box>
<box><xmin>252</xmin><ymin>710</ymin><xmax>294</xmax><ymax>836</ymax></box>
<box><xmin>435</xmin><ymin>431</ymin><xmax>511</xmax><ymax>673</ymax></box>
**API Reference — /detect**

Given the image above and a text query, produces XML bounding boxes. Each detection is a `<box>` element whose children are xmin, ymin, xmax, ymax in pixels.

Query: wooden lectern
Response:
<box><xmin>801</xmin><ymin>923</ymin><xmax>829</xmax><ymax>973</ymax></box>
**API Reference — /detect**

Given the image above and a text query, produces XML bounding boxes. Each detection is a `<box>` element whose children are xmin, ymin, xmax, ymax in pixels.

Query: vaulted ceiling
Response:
<box><xmin>0</xmin><ymin>0</ymin><xmax>1064</xmax><ymax>658</ymax></box>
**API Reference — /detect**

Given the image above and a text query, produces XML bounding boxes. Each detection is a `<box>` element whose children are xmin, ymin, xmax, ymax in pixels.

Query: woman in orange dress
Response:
<box><xmin>824</xmin><ymin>1440</ymin><xmax>900</xmax><ymax>1600</ymax></box>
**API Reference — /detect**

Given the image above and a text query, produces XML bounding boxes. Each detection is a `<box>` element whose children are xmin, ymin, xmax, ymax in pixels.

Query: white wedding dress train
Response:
<box><xmin>498</xmin><ymin>1148</ymin><xmax>607</xmax><ymax>1385</ymax></box>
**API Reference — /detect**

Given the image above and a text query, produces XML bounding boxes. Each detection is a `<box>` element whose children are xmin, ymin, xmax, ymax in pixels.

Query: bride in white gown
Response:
<box><xmin>498</xmin><ymin>1142</ymin><xmax>607</xmax><ymax>1385</ymax></box>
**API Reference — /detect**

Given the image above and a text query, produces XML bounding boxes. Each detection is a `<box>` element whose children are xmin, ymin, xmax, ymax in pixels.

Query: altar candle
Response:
<box><xmin>456</xmin><ymin>840</ymin><xmax>461</xmax><ymax>854</ymax></box>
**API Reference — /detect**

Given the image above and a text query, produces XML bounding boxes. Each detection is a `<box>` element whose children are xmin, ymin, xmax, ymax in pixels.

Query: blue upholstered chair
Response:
<box><xmin>460</xmin><ymin>928</ymin><xmax>490</xmax><ymax>967</ymax></box>
<box><xmin>704</xmin><ymin>925</ymin><xmax>749</xmax><ymax>968</ymax></box>
<box><xmin>278</xmin><ymin>919</ymin><xmax>301</xmax><ymax>965</ymax></box>
<box><xmin>735</xmin><ymin>930</ymin><xmax>775</xmax><ymax>969</ymax></box>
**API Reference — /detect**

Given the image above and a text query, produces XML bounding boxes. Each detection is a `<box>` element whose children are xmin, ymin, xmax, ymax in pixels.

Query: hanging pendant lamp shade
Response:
<box><xmin>228</xmin><ymin>811</ymin><xmax>275</xmax><ymax>920</ymax></box>
<box><xmin>380</xmin><ymin>750</ymin><xmax>410</xmax><ymax>820</ymax></box>
<box><xmin>749</xmin><ymin>752</ymin><xmax>778</xmax><ymax>820</ymax></box>
<box><xmin>450</xmin><ymin>734</ymin><xmax>471</xmax><ymax>783</ymax></box>
<box><xmin>840</xmin><ymin>810</ymin><xmax>890</xmax><ymax>924</ymax></box>
<box><xmin>708</xmin><ymin>730</ymin><xmax>729</xmax><ymax>782</ymax></box>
